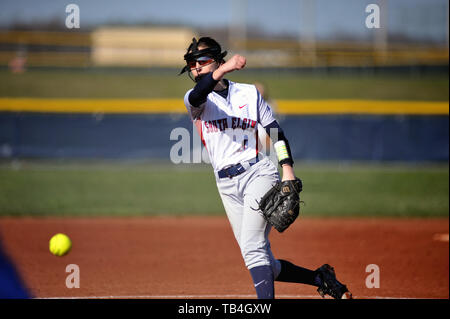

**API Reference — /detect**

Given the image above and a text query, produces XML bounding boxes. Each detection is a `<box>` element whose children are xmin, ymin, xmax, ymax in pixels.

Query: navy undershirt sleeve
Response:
<box><xmin>188</xmin><ymin>72</ymin><xmax>219</xmax><ymax>107</ymax></box>
<box><xmin>264</xmin><ymin>120</ymin><xmax>294</xmax><ymax>166</ymax></box>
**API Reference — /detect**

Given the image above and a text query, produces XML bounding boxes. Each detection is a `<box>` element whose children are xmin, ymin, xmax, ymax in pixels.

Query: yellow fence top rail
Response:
<box><xmin>0</xmin><ymin>98</ymin><xmax>448</xmax><ymax>115</ymax></box>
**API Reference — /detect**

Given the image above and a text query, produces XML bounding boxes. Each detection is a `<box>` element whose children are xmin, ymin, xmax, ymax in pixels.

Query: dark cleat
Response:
<box><xmin>315</xmin><ymin>264</ymin><xmax>353</xmax><ymax>299</ymax></box>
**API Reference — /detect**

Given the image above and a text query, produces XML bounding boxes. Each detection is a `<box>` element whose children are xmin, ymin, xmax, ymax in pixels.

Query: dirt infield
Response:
<box><xmin>0</xmin><ymin>216</ymin><xmax>448</xmax><ymax>299</ymax></box>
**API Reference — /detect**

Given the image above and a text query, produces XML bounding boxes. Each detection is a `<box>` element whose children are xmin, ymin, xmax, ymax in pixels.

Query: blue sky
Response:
<box><xmin>0</xmin><ymin>0</ymin><xmax>447</xmax><ymax>42</ymax></box>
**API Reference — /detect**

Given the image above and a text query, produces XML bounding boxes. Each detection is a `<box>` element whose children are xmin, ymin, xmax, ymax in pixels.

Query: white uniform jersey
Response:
<box><xmin>184</xmin><ymin>80</ymin><xmax>276</xmax><ymax>172</ymax></box>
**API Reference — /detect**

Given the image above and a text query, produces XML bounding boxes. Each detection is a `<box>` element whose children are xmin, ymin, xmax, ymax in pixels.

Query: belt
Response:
<box><xmin>217</xmin><ymin>156</ymin><xmax>260</xmax><ymax>179</ymax></box>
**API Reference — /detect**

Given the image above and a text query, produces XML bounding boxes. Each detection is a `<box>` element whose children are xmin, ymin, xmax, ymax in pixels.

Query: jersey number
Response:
<box><xmin>233</xmin><ymin>135</ymin><xmax>249</xmax><ymax>152</ymax></box>
<box><xmin>242</xmin><ymin>138</ymin><xmax>248</xmax><ymax>151</ymax></box>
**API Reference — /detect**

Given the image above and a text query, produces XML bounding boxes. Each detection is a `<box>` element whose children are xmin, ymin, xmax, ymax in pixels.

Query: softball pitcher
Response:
<box><xmin>180</xmin><ymin>37</ymin><xmax>352</xmax><ymax>299</ymax></box>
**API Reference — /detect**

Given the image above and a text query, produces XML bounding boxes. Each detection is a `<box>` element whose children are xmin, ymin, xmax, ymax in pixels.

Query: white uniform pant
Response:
<box><xmin>216</xmin><ymin>156</ymin><xmax>282</xmax><ymax>278</ymax></box>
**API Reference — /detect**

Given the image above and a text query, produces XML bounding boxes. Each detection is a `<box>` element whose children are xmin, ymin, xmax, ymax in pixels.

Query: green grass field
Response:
<box><xmin>1</xmin><ymin>69</ymin><xmax>448</xmax><ymax>101</ymax></box>
<box><xmin>0</xmin><ymin>161</ymin><xmax>448</xmax><ymax>217</ymax></box>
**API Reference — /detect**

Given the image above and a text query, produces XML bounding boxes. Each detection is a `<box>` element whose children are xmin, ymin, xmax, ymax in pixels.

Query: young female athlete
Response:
<box><xmin>180</xmin><ymin>37</ymin><xmax>352</xmax><ymax>299</ymax></box>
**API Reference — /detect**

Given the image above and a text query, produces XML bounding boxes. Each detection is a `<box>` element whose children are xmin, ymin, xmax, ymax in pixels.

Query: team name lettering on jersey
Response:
<box><xmin>205</xmin><ymin>118</ymin><xmax>228</xmax><ymax>133</ymax></box>
<box><xmin>205</xmin><ymin>117</ymin><xmax>257</xmax><ymax>134</ymax></box>
<box><xmin>231</xmin><ymin>117</ymin><xmax>257</xmax><ymax>130</ymax></box>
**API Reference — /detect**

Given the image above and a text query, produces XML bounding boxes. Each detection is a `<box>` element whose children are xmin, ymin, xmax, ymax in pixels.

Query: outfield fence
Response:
<box><xmin>0</xmin><ymin>99</ymin><xmax>448</xmax><ymax>162</ymax></box>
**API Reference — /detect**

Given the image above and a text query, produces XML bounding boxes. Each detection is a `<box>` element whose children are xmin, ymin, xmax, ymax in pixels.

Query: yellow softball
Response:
<box><xmin>49</xmin><ymin>233</ymin><xmax>72</xmax><ymax>257</ymax></box>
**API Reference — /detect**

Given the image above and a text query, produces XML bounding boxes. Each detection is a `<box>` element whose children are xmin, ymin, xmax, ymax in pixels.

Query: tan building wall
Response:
<box><xmin>90</xmin><ymin>27</ymin><xmax>197</xmax><ymax>67</ymax></box>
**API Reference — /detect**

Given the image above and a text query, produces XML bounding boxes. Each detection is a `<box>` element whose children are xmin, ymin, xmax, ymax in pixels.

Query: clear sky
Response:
<box><xmin>0</xmin><ymin>0</ymin><xmax>447</xmax><ymax>42</ymax></box>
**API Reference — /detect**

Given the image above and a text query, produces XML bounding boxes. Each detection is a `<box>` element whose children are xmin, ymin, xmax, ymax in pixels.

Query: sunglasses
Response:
<box><xmin>187</xmin><ymin>56</ymin><xmax>215</xmax><ymax>69</ymax></box>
